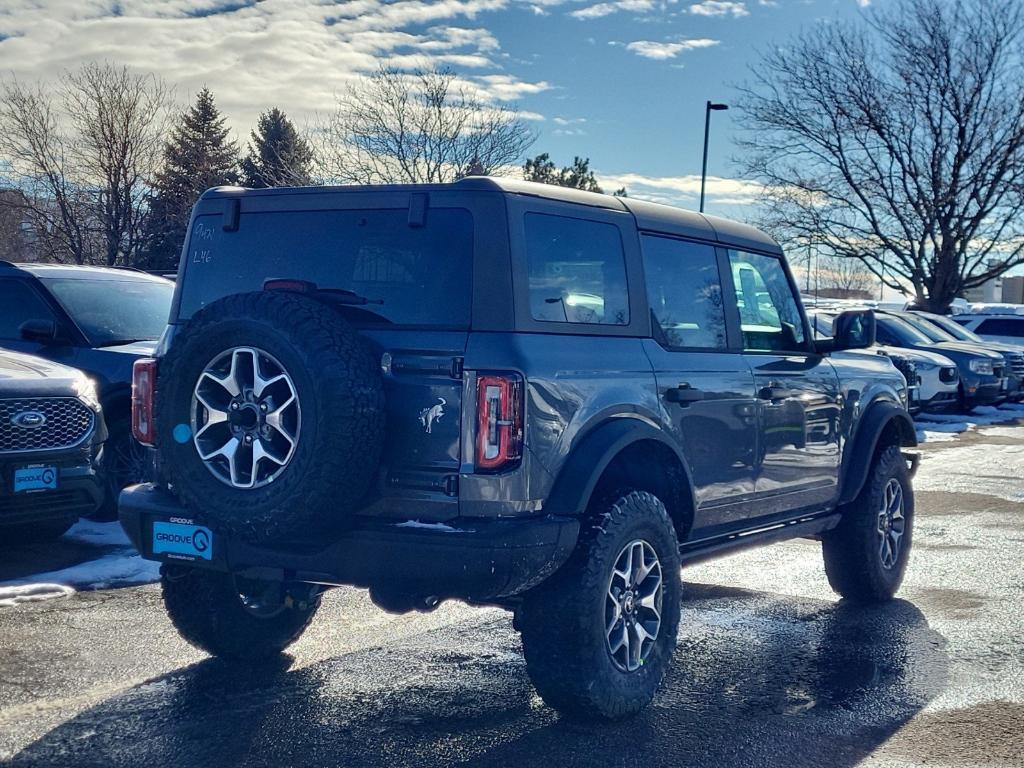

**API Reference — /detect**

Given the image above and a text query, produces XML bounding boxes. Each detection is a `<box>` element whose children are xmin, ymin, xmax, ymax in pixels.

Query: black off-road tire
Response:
<box><xmin>161</xmin><ymin>566</ymin><xmax>321</xmax><ymax>661</ymax></box>
<box><xmin>823</xmin><ymin>444</ymin><xmax>914</xmax><ymax>603</ymax></box>
<box><xmin>155</xmin><ymin>291</ymin><xmax>385</xmax><ymax>543</ymax></box>
<box><xmin>517</xmin><ymin>490</ymin><xmax>682</xmax><ymax>719</ymax></box>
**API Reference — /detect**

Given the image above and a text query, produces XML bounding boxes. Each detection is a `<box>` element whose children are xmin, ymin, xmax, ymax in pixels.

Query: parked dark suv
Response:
<box><xmin>0</xmin><ymin>263</ymin><xmax>174</xmax><ymax>517</ymax></box>
<box><xmin>0</xmin><ymin>350</ymin><xmax>106</xmax><ymax>542</ymax></box>
<box><xmin>120</xmin><ymin>179</ymin><xmax>918</xmax><ymax>719</ymax></box>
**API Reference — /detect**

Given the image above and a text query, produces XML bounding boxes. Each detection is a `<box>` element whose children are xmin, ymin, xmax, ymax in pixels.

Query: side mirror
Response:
<box><xmin>19</xmin><ymin>318</ymin><xmax>61</xmax><ymax>344</ymax></box>
<box><xmin>818</xmin><ymin>309</ymin><xmax>876</xmax><ymax>353</ymax></box>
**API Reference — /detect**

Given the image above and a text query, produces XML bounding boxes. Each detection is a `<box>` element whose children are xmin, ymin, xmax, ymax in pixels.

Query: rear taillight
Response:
<box><xmin>132</xmin><ymin>358</ymin><xmax>158</xmax><ymax>446</ymax></box>
<box><xmin>476</xmin><ymin>373</ymin><xmax>524</xmax><ymax>472</ymax></box>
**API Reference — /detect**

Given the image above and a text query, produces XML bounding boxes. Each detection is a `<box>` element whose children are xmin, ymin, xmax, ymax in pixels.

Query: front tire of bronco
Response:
<box><xmin>161</xmin><ymin>566</ymin><xmax>322</xmax><ymax>661</ymax></box>
<box><xmin>517</xmin><ymin>490</ymin><xmax>682</xmax><ymax>719</ymax></box>
<box><xmin>822</xmin><ymin>444</ymin><xmax>914</xmax><ymax>603</ymax></box>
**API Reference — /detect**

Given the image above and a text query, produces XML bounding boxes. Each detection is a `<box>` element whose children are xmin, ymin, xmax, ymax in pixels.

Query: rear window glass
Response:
<box><xmin>524</xmin><ymin>212</ymin><xmax>629</xmax><ymax>325</ymax></box>
<box><xmin>977</xmin><ymin>318</ymin><xmax>1024</xmax><ymax>337</ymax></box>
<box><xmin>178</xmin><ymin>208</ymin><xmax>473</xmax><ymax>327</ymax></box>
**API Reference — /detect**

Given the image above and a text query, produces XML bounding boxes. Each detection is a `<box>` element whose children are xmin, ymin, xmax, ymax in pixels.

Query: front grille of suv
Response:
<box><xmin>1004</xmin><ymin>353</ymin><xmax>1024</xmax><ymax>377</ymax></box>
<box><xmin>887</xmin><ymin>356</ymin><xmax>919</xmax><ymax>387</ymax></box>
<box><xmin>0</xmin><ymin>398</ymin><xmax>94</xmax><ymax>453</ymax></box>
<box><xmin>994</xmin><ymin>364</ymin><xmax>1006</xmax><ymax>379</ymax></box>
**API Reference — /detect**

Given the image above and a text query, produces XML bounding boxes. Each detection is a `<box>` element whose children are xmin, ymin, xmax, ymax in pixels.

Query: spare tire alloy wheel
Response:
<box><xmin>192</xmin><ymin>347</ymin><xmax>300</xmax><ymax>489</ymax></box>
<box><xmin>606</xmin><ymin>539</ymin><xmax>663</xmax><ymax>672</ymax></box>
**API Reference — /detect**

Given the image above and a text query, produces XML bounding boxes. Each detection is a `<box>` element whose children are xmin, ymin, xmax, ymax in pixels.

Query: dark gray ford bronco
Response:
<box><xmin>120</xmin><ymin>178</ymin><xmax>918</xmax><ymax>719</ymax></box>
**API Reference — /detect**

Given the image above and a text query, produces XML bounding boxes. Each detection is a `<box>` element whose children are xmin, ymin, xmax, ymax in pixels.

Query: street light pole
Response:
<box><xmin>700</xmin><ymin>100</ymin><xmax>728</xmax><ymax>213</ymax></box>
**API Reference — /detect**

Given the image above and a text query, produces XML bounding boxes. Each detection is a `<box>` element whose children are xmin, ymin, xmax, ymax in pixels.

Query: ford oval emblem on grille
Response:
<box><xmin>11</xmin><ymin>410</ymin><xmax>47</xmax><ymax>428</ymax></box>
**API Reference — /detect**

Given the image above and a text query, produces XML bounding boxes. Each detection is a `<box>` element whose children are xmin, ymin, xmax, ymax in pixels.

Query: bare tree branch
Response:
<box><xmin>737</xmin><ymin>0</ymin><xmax>1024</xmax><ymax>312</ymax></box>
<box><xmin>0</xmin><ymin>63</ymin><xmax>171</xmax><ymax>266</ymax></box>
<box><xmin>314</xmin><ymin>66</ymin><xmax>536</xmax><ymax>184</ymax></box>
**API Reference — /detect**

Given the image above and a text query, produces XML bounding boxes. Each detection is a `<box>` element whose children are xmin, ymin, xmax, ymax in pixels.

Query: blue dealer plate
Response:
<box><xmin>14</xmin><ymin>465</ymin><xmax>58</xmax><ymax>493</ymax></box>
<box><xmin>152</xmin><ymin>521</ymin><xmax>214</xmax><ymax>561</ymax></box>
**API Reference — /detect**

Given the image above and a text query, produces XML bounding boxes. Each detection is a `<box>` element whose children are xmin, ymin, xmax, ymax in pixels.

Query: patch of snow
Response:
<box><xmin>16</xmin><ymin>553</ymin><xmax>161</xmax><ymax>589</ymax></box>
<box><xmin>63</xmin><ymin>519</ymin><xmax>132</xmax><ymax>547</ymax></box>
<box><xmin>0</xmin><ymin>520</ymin><xmax>160</xmax><ymax>609</ymax></box>
<box><xmin>916</xmin><ymin>430</ymin><xmax>960</xmax><ymax>443</ymax></box>
<box><xmin>394</xmin><ymin>520</ymin><xmax>459</xmax><ymax>532</ymax></box>
<box><xmin>0</xmin><ymin>583</ymin><xmax>75</xmax><ymax>608</ymax></box>
<box><xmin>914</xmin><ymin>403</ymin><xmax>1024</xmax><ymax>442</ymax></box>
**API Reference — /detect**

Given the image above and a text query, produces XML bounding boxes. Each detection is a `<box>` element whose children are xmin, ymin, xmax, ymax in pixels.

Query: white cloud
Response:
<box><xmin>624</xmin><ymin>37</ymin><xmax>719</xmax><ymax>59</ymax></box>
<box><xmin>0</xmin><ymin>0</ymin><xmax>551</xmax><ymax>135</ymax></box>
<box><xmin>553</xmin><ymin>116</ymin><xmax>587</xmax><ymax>125</ymax></box>
<box><xmin>689</xmin><ymin>1</ymin><xmax>749</xmax><ymax>17</ymax></box>
<box><xmin>570</xmin><ymin>0</ymin><xmax>656</xmax><ymax>19</ymax></box>
<box><xmin>596</xmin><ymin>171</ymin><xmax>765</xmax><ymax>207</ymax></box>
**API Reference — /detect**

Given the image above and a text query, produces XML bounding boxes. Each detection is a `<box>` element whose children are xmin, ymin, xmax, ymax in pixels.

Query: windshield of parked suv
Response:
<box><xmin>877</xmin><ymin>315</ymin><xmax>932</xmax><ymax>346</ymax></box>
<box><xmin>43</xmin><ymin>277</ymin><xmax>173</xmax><ymax>346</ymax></box>
<box><xmin>898</xmin><ymin>313</ymin><xmax>957</xmax><ymax>343</ymax></box>
<box><xmin>923</xmin><ymin>313</ymin><xmax>984</xmax><ymax>342</ymax></box>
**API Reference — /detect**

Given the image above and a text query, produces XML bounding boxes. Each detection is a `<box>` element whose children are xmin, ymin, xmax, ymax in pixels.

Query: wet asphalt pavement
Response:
<box><xmin>2</xmin><ymin>426</ymin><xmax>1023</xmax><ymax>767</ymax></box>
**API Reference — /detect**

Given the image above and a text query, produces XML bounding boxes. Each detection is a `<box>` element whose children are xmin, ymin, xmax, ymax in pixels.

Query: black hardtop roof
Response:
<box><xmin>201</xmin><ymin>176</ymin><xmax>781</xmax><ymax>255</ymax></box>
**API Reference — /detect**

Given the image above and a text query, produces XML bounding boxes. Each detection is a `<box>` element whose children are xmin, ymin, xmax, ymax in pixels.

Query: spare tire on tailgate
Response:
<box><xmin>155</xmin><ymin>291</ymin><xmax>386</xmax><ymax>543</ymax></box>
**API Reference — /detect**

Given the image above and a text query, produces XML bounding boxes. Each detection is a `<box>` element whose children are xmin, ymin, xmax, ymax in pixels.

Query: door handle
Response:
<box><xmin>666</xmin><ymin>383</ymin><xmax>705</xmax><ymax>405</ymax></box>
<box><xmin>758</xmin><ymin>385</ymin><xmax>794</xmax><ymax>401</ymax></box>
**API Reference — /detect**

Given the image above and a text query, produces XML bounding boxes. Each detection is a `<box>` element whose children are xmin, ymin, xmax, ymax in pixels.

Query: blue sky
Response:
<box><xmin>0</xmin><ymin>0</ymin><xmax>872</xmax><ymax>219</ymax></box>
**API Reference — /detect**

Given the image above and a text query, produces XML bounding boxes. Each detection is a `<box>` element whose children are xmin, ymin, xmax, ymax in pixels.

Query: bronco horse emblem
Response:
<box><xmin>419</xmin><ymin>397</ymin><xmax>446</xmax><ymax>434</ymax></box>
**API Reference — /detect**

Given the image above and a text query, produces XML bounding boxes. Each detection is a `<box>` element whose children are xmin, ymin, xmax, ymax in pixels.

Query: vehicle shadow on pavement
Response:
<box><xmin>8</xmin><ymin>585</ymin><xmax>947</xmax><ymax>768</ymax></box>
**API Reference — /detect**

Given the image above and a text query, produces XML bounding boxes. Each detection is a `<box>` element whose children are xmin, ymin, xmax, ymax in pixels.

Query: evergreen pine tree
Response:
<box><xmin>240</xmin><ymin>108</ymin><xmax>314</xmax><ymax>188</ymax></box>
<box><xmin>143</xmin><ymin>88</ymin><xmax>238</xmax><ymax>269</ymax></box>
<box><xmin>523</xmin><ymin>153</ymin><xmax>627</xmax><ymax>196</ymax></box>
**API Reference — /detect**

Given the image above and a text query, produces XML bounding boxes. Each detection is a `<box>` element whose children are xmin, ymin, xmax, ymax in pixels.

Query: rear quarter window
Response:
<box><xmin>524</xmin><ymin>212</ymin><xmax>629</xmax><ymax>326</ymax></box>
<box><xmin>178</xmin><ymin>208</ymin><xmax>473</xmax><ymax>327</ymax></box>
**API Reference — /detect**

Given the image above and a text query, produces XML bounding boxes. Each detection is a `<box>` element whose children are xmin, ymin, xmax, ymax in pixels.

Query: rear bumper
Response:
<box><xmin>119</xmin><ymin>484</ymin><xmax>579</xmax><ymax>601</ymax></box>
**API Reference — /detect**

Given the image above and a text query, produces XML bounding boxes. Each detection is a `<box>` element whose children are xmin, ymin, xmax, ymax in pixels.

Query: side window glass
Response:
<box><xmin>640</xmin><ymin>235</ymin><xmax>726</xmax><ymax>350</ymax></box>
<box><xmin>875</xmin><ymin>323</ymin><xmax>896</xmax><ymax>346</ymax></box>
<box><xmin>727</xmin><ymin>250</ymin><xmax>807</xmax><ymax>352</ymax></box>
<box><xmin>979</xmin><ymin>319</ymin><xmax>1024</xmax><ymax>337</ymax></box>
<box><xmin>0</xmin><ymin>280</ymin><xmax>56</xmax><ymax>340</ymax></box>
<box><xmin>525</xmin><ymin>212</ymin><xmax>629</xmax><ymax>325</ymax></box>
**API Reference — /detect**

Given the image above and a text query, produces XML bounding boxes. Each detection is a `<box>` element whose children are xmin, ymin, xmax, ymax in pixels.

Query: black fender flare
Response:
<box><xmin>543</xmin><ymin>417</ymin><xmax>696</xmax><ymax>518</ymax></box>
<box><xmin>838</xmin><ymin>400</ymin><xmax>916</xmax><ymax>505</ymax></box>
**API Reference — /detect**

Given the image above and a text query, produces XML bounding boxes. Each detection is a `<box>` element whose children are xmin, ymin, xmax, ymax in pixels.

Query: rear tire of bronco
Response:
<box><xmin>822</xmin><ymin>444</ymin><xmax>914</xmax><ymax>603</ymax></box>
<box><xmin>155</xmin><ymin>291</ymin><xmax>386</xmax><ymax>543</ymax></box>
<box><xmin>517</xmin><ymin>490</ymin><xmax>682</xmax><ymax>720</ymax></box>
<box><xmin>161</xmin><ymin>566</ymin><xmax>321</xmax><ymax>661</ymax></box>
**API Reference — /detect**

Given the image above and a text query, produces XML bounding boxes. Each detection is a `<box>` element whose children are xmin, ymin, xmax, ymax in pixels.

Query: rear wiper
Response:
<box><xmin>317</xmin><ymin>288</ymin><xmax>384</xmax><ymax>306</ymax></box>
<box><xmin>263</xmin><ymin>279</ymin><xmax>383</xmax><ymax>306</ymax></box>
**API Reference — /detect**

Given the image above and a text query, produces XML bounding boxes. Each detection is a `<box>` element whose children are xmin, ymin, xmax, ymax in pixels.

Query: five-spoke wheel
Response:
<box><xmin>876</xmin><ymin>477</ymin><xmax>905</xmax><ymax>570</ymax></box>
<box><xmin>191</xmin><ymin>347</ymin><xmax>300</xmax><ymax>489</ymax></box>
<box><xmin>606</xmin><ymin>539</ymin><xmax>663</xmax><ymax>672</ymax></box>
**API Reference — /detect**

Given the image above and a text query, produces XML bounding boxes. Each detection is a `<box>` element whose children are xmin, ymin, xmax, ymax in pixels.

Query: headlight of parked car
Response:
<box><xmin>915</xmin><ymin>360</ymin><xmax>937</xmax><ymax>371</ymax></box>
<box><xmin>75</xmin><ymin>376</ymin><xmax>101</xmax><ymax>412</ymax></box>
<box><xmin>969</xmin><ymin>359</ymin><xmax>994</xmax><ymax>375</ymax></box>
